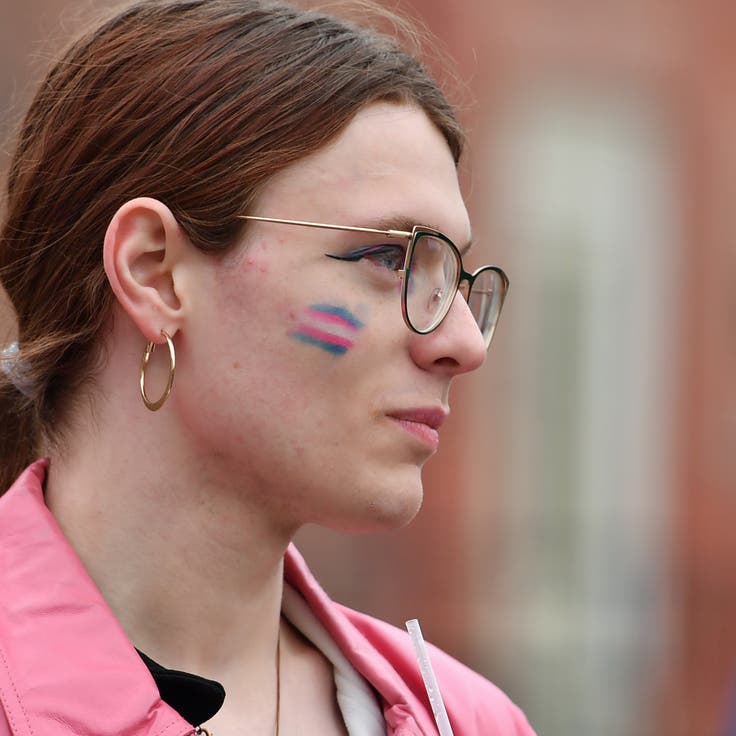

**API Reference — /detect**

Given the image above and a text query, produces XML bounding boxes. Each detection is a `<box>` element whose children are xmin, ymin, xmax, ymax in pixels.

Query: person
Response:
<box><xmin>0</xmin><ymin>1</ymin><xmax>534</xmax><ymax>734</ymax></box>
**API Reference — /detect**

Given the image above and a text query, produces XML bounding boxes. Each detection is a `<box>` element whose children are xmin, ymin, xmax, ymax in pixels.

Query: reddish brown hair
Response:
<box><xmin>0</xmin><ymin>0</ymin><xmax>463</xmax><ymax>491</ymax></box>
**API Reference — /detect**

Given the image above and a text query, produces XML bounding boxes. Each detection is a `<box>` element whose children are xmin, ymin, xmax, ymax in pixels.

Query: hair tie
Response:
<box><xmin>1</xmin><ymin>342</ymin><xmax>36</xmax><ymax>399</ymax></box>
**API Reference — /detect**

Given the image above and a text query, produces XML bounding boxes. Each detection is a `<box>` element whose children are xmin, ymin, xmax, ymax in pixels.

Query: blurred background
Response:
<box><xmin>2</xmin><ymin>1</ymin><xmax>736</xmax><ymax>735</ymax></box>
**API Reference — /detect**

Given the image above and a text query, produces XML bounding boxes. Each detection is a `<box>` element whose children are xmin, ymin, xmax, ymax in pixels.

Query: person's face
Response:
<box><xmin>178</xmin><ymin>102</ymin><xmax>487</xmax><ymax>534</ymax></box>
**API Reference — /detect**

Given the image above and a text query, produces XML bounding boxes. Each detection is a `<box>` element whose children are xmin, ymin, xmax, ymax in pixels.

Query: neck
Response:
<box><xmin>44</xmin><ymin>396</ymin><xmax>291</xmax><ymax>680</ymax></box>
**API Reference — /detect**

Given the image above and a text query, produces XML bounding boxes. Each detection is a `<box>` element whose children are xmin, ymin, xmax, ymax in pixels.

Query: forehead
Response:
<box><xmin>251</xmin><ymin>102</ymin><xmax>470</xmax><ymax>243</ymax></box>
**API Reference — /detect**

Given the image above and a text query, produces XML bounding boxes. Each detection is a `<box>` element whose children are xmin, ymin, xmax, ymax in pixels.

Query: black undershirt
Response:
<box><xmin>137</xmin><ymin>649</ymin><xmax>226</xmax><ymax>726</ymax></box>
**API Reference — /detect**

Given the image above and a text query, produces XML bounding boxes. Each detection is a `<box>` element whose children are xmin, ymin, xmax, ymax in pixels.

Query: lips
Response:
<box><xmin>386</xmin><ymin>407</ymin><xmax>449</xmax><ymax>450</ymax></box>
<box><xmin>386</xmin><ymin>407</ymin><xmax>448</xmax><ymax>429</ymax></box>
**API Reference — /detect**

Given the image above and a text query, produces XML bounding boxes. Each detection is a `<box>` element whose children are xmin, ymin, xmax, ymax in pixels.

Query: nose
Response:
<box><xmin>408</xmin><ymin>291</ymin><xmax>487</xmax><ymax>376</ymax></box>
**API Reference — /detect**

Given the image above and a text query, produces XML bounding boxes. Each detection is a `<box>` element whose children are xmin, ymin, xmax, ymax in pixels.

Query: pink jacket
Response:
<box><xmin>0</xmin><ymin>460</ymin><xmax>535</xmax><ymax>735</ymax></box>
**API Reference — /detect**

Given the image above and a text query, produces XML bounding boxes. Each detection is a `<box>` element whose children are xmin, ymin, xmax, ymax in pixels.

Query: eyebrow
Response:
<box><xmin>373</xmin><ymin>215</ymin><xmax>474</xmax><ymax>257</ymax></box>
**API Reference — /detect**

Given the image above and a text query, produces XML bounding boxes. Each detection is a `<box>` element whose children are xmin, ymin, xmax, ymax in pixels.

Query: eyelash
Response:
<box><xmin>326</xmin><ymin>244</ymin><xmax>406</xmax><ymax>271</ymax></box>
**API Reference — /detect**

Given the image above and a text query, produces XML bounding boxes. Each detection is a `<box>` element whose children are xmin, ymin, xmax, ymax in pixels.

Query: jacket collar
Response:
<box><xmin>0</xmin><ymin>460</ymin><xmax>428</xmax><ymax>736</ymax></box>
<box><xmin>284</xmin><ymin>547</ymin><xmax>432</xmax><ymax>735</ymax></box>
<box><xmin>0</xmin><ymin>460</ymin><xmax>193</xmax><ymax>736</ymax></box>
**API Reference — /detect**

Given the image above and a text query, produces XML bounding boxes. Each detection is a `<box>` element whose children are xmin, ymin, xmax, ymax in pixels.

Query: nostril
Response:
<box><xmin>434</xmin><ymin>356</ymin><xmax>460</xmax><ymax>369</ymax></box>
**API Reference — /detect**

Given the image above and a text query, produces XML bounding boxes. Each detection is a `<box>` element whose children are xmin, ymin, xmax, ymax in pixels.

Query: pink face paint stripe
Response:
<box><xmin>295</xmin><ymin>324</ymin><xmax>354</xmax><ymax>349</ymax></box>
<box><xmin>304</xmin><ymin>318</ymin><xmax>357</xmax><ymax>342</ymax></box>
<box><xmin>305</xmin><ymin>307</ymin><xmax>361</xmax><ymax>331</ymax></box>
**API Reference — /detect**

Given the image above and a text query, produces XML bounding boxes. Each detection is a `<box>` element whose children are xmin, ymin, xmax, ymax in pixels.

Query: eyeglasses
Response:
<box><xmin>237</xmin><ymin>215</ymin><xmax>509</xmax><ymax>349</ymax></box>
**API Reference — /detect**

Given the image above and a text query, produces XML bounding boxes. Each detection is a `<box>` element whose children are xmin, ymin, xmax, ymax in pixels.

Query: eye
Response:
<box><xmin>429</xmin><ymin>287</ymin><xmax>444</xmax><ymax>306</ymax></box>
<box><xmin>326</xmin><ymin>244</ymin><xmax>405</xmax><ymax>271</ymax></box>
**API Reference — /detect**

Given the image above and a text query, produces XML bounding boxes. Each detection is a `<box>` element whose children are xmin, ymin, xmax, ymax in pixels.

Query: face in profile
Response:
<box><xmin>173</xmin><ymin>102</ymin><xmax>487</xmax><ymax>535</ymax></box>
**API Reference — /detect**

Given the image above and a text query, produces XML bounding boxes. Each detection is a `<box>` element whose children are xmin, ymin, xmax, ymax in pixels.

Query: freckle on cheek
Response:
<box><xmin>232</xmin><ymin>361</ymin><xmax>241</xmax><ymax>369</ymax></box>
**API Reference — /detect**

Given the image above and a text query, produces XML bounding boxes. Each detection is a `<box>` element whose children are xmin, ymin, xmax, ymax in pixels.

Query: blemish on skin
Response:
<box><xmin>239</xmin><ymin>239</ymin><xmax>272</xmax><ymax>273</ymax></box>
<box><xmin>232</xmin><ymin>361</ymin><xmax>241</xmax><ymax>370</ymax></box>
<box><xmin>290</xmin><ymin>304</ymin><xmax>364</xmax><ymax>356</ymax></box>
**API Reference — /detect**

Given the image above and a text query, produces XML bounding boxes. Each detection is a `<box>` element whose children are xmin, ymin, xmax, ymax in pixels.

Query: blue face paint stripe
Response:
<box><xmin>291</xmin><ymin>332</ymin><xmax>349</xmax><ymax>355</ymax></box>
<box><xmin>309</xmin><ymin>304</ymin><xmax>364</xmax><ymax>329</ymax></box>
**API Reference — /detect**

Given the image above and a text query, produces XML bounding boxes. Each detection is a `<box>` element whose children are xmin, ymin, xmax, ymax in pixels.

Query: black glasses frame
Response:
<box><xmin>403</xmin><ymin>226</ymin><xmax>509</xmax><ymax>346</ymax></box>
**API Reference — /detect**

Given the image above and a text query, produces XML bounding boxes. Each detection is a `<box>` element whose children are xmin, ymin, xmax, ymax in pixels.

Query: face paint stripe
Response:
<box><xmin>306</xmin><ymin>307</ymin><xmax>362</xmax><ymax>331</ymax></box>
<box><xmin>291</xmin><ymin>332</ymin><xmax>349</xmax><ymax>355</ymax></box>
<box><xmin>299</xmin><ymin>318</ymin><xmax>357</xmax><ymax>342</ymax></box>
<box><xmin>292</xmin><ymin>324</ymin><xmax>354</xmax><ymax>349</ymax></box>
<box><xmin>309</xmin><ymin>304</ymin><xmax>364</xmax><ymax>329</ymax></box>
<box><xmin>290</xmin><ymin>303</ymin><xmax>364</xmax><ymax>356</ymax></box>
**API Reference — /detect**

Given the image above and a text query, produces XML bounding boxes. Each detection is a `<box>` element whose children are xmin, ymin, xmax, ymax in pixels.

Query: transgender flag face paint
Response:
<box><xmin>290</xmin><ymin>304</ymin><xmax>365</xmax><ymax>356</ymax></box>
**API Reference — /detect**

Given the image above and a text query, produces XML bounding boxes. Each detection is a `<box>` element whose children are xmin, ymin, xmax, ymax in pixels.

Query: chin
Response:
<box><xmin>343</xmin><ymin>476</ymin><xmax>425</xmax><ymax>534</ymax></box>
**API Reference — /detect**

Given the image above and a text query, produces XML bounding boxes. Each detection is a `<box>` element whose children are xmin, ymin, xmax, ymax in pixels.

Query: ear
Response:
<box><xmin>103</xmin><ymin>197</ymin><xmax>187</xmax><ymax>343</ymax></box>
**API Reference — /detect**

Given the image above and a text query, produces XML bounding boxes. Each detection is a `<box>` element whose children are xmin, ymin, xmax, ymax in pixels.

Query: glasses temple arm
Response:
<box><xmin>238</xmin><ymin>215</ymin><xmax>411</xmax><ymax>240</ymax></box>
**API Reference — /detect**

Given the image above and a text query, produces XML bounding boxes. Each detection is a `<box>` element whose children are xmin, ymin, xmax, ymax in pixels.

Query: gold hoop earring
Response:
<box><xmin>139</xmin><ymin>330</ymin><xmax>176</xmax><ymax>411</ymax></box>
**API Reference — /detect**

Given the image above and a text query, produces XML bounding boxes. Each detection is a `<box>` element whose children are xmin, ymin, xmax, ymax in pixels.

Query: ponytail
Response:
<box><xmin>0</xmin><ymin>345</ymin><xmax>38</xmax><ymax>492</ymax></box>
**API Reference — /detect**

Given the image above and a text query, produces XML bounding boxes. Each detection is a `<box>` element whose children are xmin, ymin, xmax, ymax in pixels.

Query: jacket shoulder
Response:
<box><xmin>0</xmin><ymin>705</ymin><xmax>10</xmax><ymax>736</ymax></box>
<box><xmin>338</xmin><ymin>605</ymin><xmax>536</xmax><ymax>736</ymax></box>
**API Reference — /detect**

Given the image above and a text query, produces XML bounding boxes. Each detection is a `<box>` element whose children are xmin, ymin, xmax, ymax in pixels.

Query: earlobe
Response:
<box><xmin>103</xmin><ymin>197</ymin><xmax>184</xmax><ymax>343</ymax></box>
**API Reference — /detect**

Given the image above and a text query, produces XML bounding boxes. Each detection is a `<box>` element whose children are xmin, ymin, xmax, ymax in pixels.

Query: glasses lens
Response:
<box><xmin>468</xmin><ymin>267</ymin><xmax>506</xmax><ymax>347</ymax></box>
<box><xmin>405</xmin><ymin>234</ymin><xmax>460</xmax><ymax>332</ymax></box>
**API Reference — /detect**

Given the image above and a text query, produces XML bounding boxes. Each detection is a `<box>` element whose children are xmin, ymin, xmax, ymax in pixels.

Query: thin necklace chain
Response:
<box><xmin>196</xmin><ymin>620</ymin><xmax>282</xmax><ymax>736</ymax></box>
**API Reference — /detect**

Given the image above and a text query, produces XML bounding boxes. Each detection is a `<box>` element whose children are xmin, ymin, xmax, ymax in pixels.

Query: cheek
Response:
<box><xmin>242</xmin><ymin>255</ymin><xmax>270</xmax><ymax>274</ymax></box>
<box><xmin>233</xmin><ymin>237</ymin><xmax>273</xmax><ymax>273</ymax></box>
<box><xmin>288</xmin><ymin>303</ymin><xmax>367</xmax><ymax>357</ymax></box>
